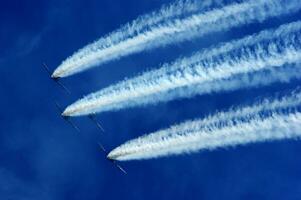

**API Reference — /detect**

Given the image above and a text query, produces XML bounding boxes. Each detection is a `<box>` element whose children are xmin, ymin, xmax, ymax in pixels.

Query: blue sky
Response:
<box><xmin>1</xmin><ymin>0</ymin><xmax>301</xmax><ymax>199</ymax></box>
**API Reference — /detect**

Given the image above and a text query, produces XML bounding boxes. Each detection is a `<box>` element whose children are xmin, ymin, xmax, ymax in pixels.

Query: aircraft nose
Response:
<box><xmin>107</xmin><ymin>152</ymin><xmax>115</xmax><ymax>160</ymax></box>
<box><xmin>61</xmin><ymin>109</ymin><xmax>70</xmax><ymax>117</ymax></box>
<box><xmin>61</xmin><ymin>106</ymin><xmax>74</xmax><ymax>117</ymax></box>
<box><xmin>51</xmin><ymin>72</ymin><xmax>58</xmax><ymax>79</ymax></box>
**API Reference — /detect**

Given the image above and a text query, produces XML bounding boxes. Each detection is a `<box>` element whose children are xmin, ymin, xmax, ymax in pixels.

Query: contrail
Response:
<box><xmin>52</xmin><ymin>0</ymin><xmax>301</xmax><ymax>78</ymax></box>
<box><xmin>107</xmin><ymin>91</ymin><xmax>301</xmax><ymax>161</ymax></box>
<box><xmin>63</xmin><ymin>21</ymin><xmax>301</xmax><ymax>116</ymax></box>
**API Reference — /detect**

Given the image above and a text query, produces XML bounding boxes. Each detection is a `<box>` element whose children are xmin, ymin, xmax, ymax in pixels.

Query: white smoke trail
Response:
<box><xmin>107</xmin><ymin>91</ymin><xmax>301</xmax><ymax>161</ymax></box>
<box><xmin>53</xmin><ymin>0</ymin><xmax>301</xmax><ymax>78</ymax></box>
<box><xmin>63</xmin><ymin>21</ymin><xmax>301</xmax><ymax>116</ymax></box>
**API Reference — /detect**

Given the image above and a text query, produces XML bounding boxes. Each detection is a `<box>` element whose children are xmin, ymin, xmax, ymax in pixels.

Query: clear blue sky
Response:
<box><xmin>1</xmin><ymin>0</ymin><xmax>301</xmax><ymax>199</ymax></box>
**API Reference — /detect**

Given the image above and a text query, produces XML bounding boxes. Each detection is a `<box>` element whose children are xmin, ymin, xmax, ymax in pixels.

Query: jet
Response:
<box><xmin>55</xmin><ymin>101</ymin><xmax>81</xmax><ymax>133</ymax></box>
<box><xmin>43</xmin><ymin>63</ymin><xmax>71</xmax><ymax>94</ymax></box>
<box><xmin>98</xmin><ymin>143</ymin><xmax>127</xmax><ymax>175</ymax></box>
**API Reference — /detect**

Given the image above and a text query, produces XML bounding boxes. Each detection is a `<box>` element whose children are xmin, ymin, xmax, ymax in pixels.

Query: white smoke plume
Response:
<box><xmin>53</xmin><ymin>0</ymin><xmax>301</xmax><ymax>78</ymax></box>
<box><xmin>108</xmin><ymin>90</ymin><xmax>301</xmax><ymax>161</ymax></box>
<box><xmin>63</xmin><ymin>21</ymin><xmax>301</xmax><ymax>116</ymax></box>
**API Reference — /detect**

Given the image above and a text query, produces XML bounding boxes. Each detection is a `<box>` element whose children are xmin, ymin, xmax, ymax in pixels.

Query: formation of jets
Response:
<box><xmin>43</xmin><ymin>63</ymin><xmax>127</xmax><ymax>175</ymax></box>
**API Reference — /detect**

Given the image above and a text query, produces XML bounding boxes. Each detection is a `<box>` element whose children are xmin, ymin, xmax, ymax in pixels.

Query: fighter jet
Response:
<box><xmin>43</xmin><ymin>63</ymin><xmax>71</xmax><ymax>94</ymax></box>
<box><xmin>98</xmin><ymin>143</ymin><xmax>127</xmax><ymax>174</ymax></box>
<box><xmin>55</xmin><ymin>101</ymin><xmax>80</xmax><ymax>133</ymax></box>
